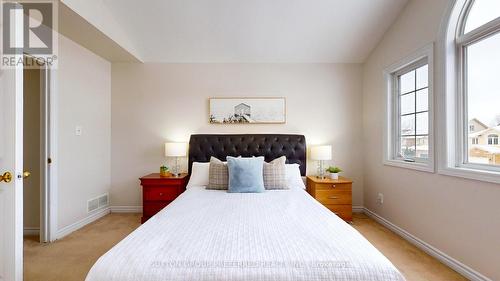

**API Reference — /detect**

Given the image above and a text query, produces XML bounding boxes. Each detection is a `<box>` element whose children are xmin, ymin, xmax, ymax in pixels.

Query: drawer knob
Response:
<box><xmin>332</xmin><ymin>184</ymin><xmax>336</xmax><ymax>188</ymax></box>
<box><xmin>159</xmin><ymin>192</ymin><xmax>164</xmax><ymax>196</ymax></box>
<box><xmin>328</xmin><ymin>196</ymin><xmax>339</xmax><ymax>199</ymax></box>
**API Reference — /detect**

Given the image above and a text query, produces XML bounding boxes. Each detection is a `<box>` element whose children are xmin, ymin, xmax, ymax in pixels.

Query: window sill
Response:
<box><xmin>383</xmin><ymin>159</ymin><xmax>435</xmax><ymax>173</ymax></box>
<box><xmin>438</xmin><ymin>166</ymin><xmax>500</xmax><ymax>185</ymax></box>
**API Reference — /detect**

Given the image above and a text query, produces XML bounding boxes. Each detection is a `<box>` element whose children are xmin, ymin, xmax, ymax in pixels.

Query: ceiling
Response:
<box><xmin>102</xmin><ymin>0</ymin><xmax>408</xmax><ymax>63</ymax></box>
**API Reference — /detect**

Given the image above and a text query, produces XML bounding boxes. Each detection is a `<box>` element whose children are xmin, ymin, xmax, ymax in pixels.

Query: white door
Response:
<box><xmin>0</xmin><ymin>9</ymin><xmax>24</xmax><ymax>281</ymax></box>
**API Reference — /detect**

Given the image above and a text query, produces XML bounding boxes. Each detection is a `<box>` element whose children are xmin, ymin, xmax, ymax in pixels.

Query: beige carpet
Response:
<box><xmin>24</xmin><ymin>213</ymin><xmax>467</xmax><ymax>281</ymax></box>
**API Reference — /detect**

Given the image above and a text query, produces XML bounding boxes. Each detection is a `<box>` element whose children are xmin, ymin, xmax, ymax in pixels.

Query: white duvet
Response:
<box><xmin>86</xmin><ymin>187</ymin><xmax>405</xmax><ymax>281</ymax></box>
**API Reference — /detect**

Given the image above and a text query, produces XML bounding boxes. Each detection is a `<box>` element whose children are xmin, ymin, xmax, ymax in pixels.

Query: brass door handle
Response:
<box><xmin>23</xmin><ymin>171</ymin><xmax>31</xmax><ymax>179</ymax></box>
<box><xmin>0</xmin><ymin>172</ymin><xmax>12</xmax><ymax>183</ymax></box>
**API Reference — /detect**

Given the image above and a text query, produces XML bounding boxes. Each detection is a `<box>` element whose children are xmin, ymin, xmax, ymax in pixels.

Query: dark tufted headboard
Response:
<box><xmin>188</xmin><ymin>134</ymin><xmax>307</xmax><ymax>176</ymax></box>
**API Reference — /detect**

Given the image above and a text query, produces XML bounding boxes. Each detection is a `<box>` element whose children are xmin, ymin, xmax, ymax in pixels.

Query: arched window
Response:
<box><xmin>441</xmin><ymin>0</ymin><xmax>500</xmax><ymax>181</ymax></box>
<box><xmin>458</xmin><ymin>0</ymin><xmax>500</xmax><ymax>162</ymax></box>
<box><xmin>488</xmin><ymin>134</ymin><xmax>498</xmax><ymax>145</ymax></box>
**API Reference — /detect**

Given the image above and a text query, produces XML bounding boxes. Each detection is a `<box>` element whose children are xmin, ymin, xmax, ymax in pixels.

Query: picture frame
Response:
<box><xmin>209</xmin><ymin>97</ymin><xmax>286</xmax><ymax>124</ymax></box>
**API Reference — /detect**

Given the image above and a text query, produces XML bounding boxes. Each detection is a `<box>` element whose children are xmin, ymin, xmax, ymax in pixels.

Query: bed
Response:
<box><xmin>86</xmin><ymin>134</ymin><xmax>405</xmax><ymax>281</ymax></box>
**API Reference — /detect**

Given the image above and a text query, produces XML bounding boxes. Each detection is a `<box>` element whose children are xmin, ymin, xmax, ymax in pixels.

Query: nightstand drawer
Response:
<box><xmin>315</xmin><ymin>190</ymin><xmax>352</xmax><ymax>205</ymax></box>
<box><xmin>144</xmin><ymin>186</ymin><xmax>181</xmax><ymax>201</ymax></box>
<box><xmin>314</xmin><ymin>182</ymin><xmax>351</xmax><ymax>191</ymax></box>
<box><xmin>324</xmin><ymin>204</ymin><xmax>352</xmax><ymax>220</ymax></box>
<box><xmin>143</xmin><ymin>201</ymin><xmax>171</xmax><ymax>217</ymax></box>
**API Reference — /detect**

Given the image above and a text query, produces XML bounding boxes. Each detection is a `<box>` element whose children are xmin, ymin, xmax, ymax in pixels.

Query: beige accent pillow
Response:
<box><xmin>263</xmin><ymin>156</ymin><xmax>288</xmax><ymax>190</ymax></box>
<box><xmin>207</xmin><ymin>157</ymin><xmax>228</xmax><ymax>190</ymax></box>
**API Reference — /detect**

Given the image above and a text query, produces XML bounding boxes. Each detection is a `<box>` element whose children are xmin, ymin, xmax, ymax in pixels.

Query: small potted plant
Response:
<box><xmin>326</xmin><ymin>166</ymin><xmax>342</xmax><ymax>180</ymax></box>
<box><xmin>160</xmin><ymin>165</ymin><xmax>170</xmax><ymax>177</ymax></box>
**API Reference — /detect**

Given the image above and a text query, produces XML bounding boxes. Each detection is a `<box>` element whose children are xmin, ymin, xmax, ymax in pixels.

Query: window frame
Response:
<box><xmin>439</xmin><ymin>0</ymin><xmax>500</xmax><ymax>183</ymax></box>
<box><xmin>457</xmin><ymin>1</ymin><xmax>500</xmax><ymax>172</ymax></box>
<box><xmin>384</xmin><ymin>43</ymin><xmax>434</xmax><ymax>172</ymax></box>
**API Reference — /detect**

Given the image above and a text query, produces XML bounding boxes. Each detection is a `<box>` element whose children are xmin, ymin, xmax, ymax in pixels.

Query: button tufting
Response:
<box><xmin>188</xmin><ymin>135</ymin><xmax>306</xmax><ymax>176</ymax></box>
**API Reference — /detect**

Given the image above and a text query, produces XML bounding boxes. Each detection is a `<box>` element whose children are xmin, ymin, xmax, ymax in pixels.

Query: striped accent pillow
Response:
<box><xmin>264</xmin><ymin>156</ymin><xmax>288</xmax><ymax>190</ymax></box>
<box><xmin>207</xmin><ymin>157</ymin><xmax>228</xmax><ymax>190</ymax></box>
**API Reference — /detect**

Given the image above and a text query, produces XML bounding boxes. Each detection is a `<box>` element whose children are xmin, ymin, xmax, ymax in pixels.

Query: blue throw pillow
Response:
<box><xmin>226</xmin><ymin>156</ymin><xmax>265</xmax><ymax>193</ymax></box>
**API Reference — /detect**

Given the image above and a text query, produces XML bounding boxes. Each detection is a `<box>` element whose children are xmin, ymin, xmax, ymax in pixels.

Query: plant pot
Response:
<box><xmin>160</xmin><ymin>167</ymin><xmax>170</xmax><ymax>177</ymax></box>
<box><xmin>329</xmin><ymin>173</ymin><xmax>339</xmax><ymax>180</ymax></box>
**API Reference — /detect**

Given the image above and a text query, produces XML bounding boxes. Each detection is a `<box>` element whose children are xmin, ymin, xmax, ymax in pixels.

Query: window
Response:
<box><xmin>440</xmin><ymin>0</ymin><xmax>500</xmax><ymax>183</ymax></box>
<box><xmin>398</xmin><ymin>62</ymin><xmax>429</xmax><ymax>160</ymax></box>
<box><xmin>488</xmin><ymin>134</ymin><xmax>498</xmax><ymax>145</ymax></box>
<box><xmin>384</xmin><ymin>44</ymin><xmax>434</xmax><ymax>172</ymax></box>
<box><xmin>459</xmin><ymin>0</ymin><xmax>500</xmax><ymax>168</ymax></box>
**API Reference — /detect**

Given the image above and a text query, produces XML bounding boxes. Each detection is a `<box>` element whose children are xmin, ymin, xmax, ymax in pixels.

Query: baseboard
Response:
<box><xmin>363</xmin><ymin>207</ymin><xmax>491</xmax><ymax>281</ymax></box>
<box><xmin>24</xmin><ymin>227</ymin><xmax>40</xmax><ymax>236</ymax></box>
<box><xmin>110</xmin><ymin>206</ymin><xmax>142</xmax><ymax>213</ymax></box>
<box><xmin>56</xmin><ymin>207</ymin><xmax>110</xmax><ymax>239</ymax></box>
<box><xmin>352</xmin><ymin>205</ymin><xmax>364</xmax><ymax>213</ymax></box>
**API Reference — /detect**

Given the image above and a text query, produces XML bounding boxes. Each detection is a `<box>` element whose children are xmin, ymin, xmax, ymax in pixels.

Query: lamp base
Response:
<box><xmin>170</xmin><ymin>157</ymin><xmax>181</xmax><ymax>177</ymax></box>
<box><xmin>316</xmin><ymin>160</ymin><xmax>326</xmax><ymax>179</ymax></box>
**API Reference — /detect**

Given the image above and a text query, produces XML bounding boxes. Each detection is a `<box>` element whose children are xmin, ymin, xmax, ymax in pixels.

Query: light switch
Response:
<box><xmin>75</xmin><ymin>126</ymin><xmax>83</xmax><ymax>136</ymax></box>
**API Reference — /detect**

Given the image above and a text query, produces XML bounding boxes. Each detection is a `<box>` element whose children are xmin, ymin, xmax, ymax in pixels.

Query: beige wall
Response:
<box><xmin>23</xmin><ymin>67</ymin><xmax>41</xmax><ymax>229</ymax></box>
<box><xmin>56</xmin><ymin>35</ymin><xmax>111</xmax><ymax>230</ymax></box>
<box><xmin>111</xmin><ymin>63</ymin><xmax>364</xmax><ymax>207</ymax></box>
<box><xmin>362</xmin><ymin>0</ymin><xmax>500</xmax><ymax>279</ymax></box>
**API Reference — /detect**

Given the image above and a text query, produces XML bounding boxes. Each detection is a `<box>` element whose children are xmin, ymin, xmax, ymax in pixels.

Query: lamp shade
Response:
<box><xmin>310</xmin><ymin>145</ymin><xmax>332</xmax><ymax>160</ymax></box>
<box><xmin>164</xmin><ymin>142</ymin><xmax>187</xmax><ymax>157</ymax></box>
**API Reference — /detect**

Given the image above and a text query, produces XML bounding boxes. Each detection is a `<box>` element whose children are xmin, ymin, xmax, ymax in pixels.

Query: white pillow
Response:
<box><xmin>187</xmin><ymin>162</ymin><xmax>210</xmax><ymax>188</ymax></box>
<box><xmin>188</xmin><ymin>162</ymin><xmax>305</xmax><ymax>189</ymax></box>
<box><xmin>286</xmin><ymin>163</ymin><xmax>306</xmax><ymax>189</ymax></box>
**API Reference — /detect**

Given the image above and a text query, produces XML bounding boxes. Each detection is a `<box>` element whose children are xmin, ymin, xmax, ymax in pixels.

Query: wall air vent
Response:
<box><xmin>87</xmin><ymin>193</ymin><xmax>109</xmax><ymax>213</ymax></box>
<box><xmin>87</xmin><ymin>198</ymin><xmax>99</xmax><ymax>213</ymax></box>
<box><xmin>98</xmin><ymin>193</ymin><xmax>109</xmax><ymax>207</ymax></box>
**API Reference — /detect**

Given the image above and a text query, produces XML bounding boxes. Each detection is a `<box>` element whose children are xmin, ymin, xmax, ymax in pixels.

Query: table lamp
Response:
<box><xmin>311</xmin><ymin>145</ymin><xmax>332</xmax><ymax>179</ymax></box>
<box><xmin>164</xmin><ymin>142</ymin><xmax>187</xmax><ymax>177</ymax></box>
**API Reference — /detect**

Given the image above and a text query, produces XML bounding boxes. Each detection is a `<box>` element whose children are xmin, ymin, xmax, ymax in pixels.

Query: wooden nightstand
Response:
<box><xmin>139</xmin><ymin>173</ymin><xmax>188</xmax><ymax>223</ymax></box>
<box><xmin>306</xmin><ymin>176</ymin><xmax>353</xmax><ymax>222</ymax></box>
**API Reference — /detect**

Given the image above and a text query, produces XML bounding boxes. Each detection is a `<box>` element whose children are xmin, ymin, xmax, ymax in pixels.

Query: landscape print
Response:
<box><xmin>209</xmin><ymin>97</ymin><xmax>286</xmax><ymax>124</ymax></box>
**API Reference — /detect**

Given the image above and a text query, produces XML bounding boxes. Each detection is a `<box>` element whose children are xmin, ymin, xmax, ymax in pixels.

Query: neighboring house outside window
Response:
<box><xmin>468</xmin><ymin>118</ymin><xmax>487</xmax><ymax>133</ymax></box>
<box><xmin>468</xmin><ymin>124</ymin><xmax>500</xmax><ymax>165</ymax></box>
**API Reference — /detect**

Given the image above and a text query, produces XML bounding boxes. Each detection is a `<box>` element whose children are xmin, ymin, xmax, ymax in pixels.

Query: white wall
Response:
<box><xmin>60</xmin><ymin>0</ymin><xmax>141</xmax><ymax>61</ymax></box>
<box><xmin>362</xmin><ymin>0</ymin><xmax>500</xmax><ymax>279</ymax></box>
<box><xmin>56</xmin><ymin>35</ymin><xmax>111</xmax><ymax>230</ymax></box>
<box><xmin>111</xmin><ymin>63</ymin><xmax>364</xmax><ymax>208</ymax></box>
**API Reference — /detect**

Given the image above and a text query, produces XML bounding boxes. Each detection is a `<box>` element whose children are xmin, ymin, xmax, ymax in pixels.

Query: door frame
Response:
<box><xmin>23</xmin><ymin>54</ymin><xmax>58</xmax><ymax>243</ymax></box>
<box><xmin>45</xmin><ymin>60</ymin><xmax>58</xmax><ymax>243</ymax></box>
